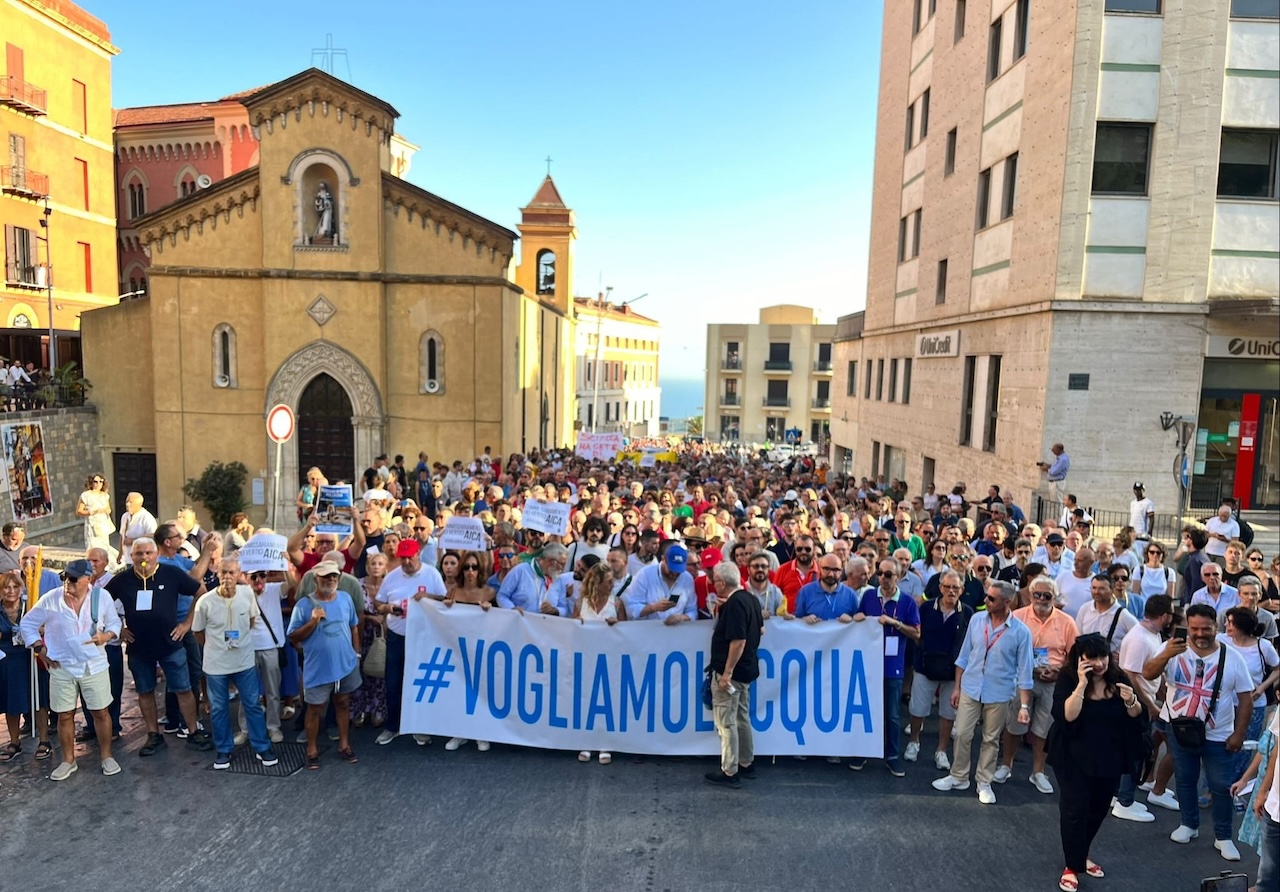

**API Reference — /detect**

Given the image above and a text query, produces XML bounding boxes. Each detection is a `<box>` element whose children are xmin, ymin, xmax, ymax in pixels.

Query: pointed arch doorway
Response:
<box><xmin>298</xmin><ymin>374</ymin><xmax>354</xmax><ymax>485</ymax></box>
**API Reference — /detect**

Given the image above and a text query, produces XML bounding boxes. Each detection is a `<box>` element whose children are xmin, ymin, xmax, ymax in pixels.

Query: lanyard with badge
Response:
<box><xmin>980</xmin><ymin>620</ymin><xmax>1008</xmax><ymax>671</ymax></box>
<box><xmin>135</xmin><ymin>564</ymin><xmax>156</xmax><ymax>612</ymax></box>
<box><xmin>222</xmin><ymin>593</ymin><xmax>241</xmax><ymax>649</ymax></box>
<box><xmin>882</xmin><ymin>596</ymin><xmax>903</xmax><ymax>658</ymax></box>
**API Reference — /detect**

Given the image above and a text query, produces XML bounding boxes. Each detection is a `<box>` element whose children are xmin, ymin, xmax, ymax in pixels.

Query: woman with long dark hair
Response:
<box><xmin>1047</xmin><ymin>633</ymin><xmax>1145</xmax><ymax>891</ymax></box>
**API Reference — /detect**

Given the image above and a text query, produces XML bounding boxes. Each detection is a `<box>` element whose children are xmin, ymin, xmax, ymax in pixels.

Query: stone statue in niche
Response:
<box><xmin>537</xmin><ymin>251</ymin><xmax>555</xmax><ymax>294</ymax></box>
<box><xmin>314</xmin><ymin>182</ymin><xmax>335</xmax><ymax>242</ymax></box>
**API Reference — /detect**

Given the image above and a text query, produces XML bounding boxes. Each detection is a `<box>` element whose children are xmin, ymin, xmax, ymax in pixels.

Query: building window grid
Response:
<box><xmin>911</xmin><ymin>209</ymin><xmax>922</xmax><ymax>258</ymax></box>
<box><xmin>955</xmin><ymin>0</ymin><xmax>967</xmax><ymax>42</ymax></box>
<box><xmin>888</xmin><ymin>359</ymin><xmax>899</xmax><ymax>403</ymax></box>
<box><xmin>905</xmin><ymin>103</ymin><xmax>916</xmax><ymax>151</ymax></box>
<box><xmin>847</xmin><ymin>360</ymin><xmax>858</xmax><ymax>397</ymax></box>
<box><xmin>920</xmin><ymin>89</ymin><xmax>930</xmax><ymax>140</ymax></box>
<box><xmin>875</xmin><ymin>358</ymin><xmax>885</xmax><ymax>401</ymax></box>
<box><xmin>864</xmin><ymin>361</ymin><xmax>873</xmax><ymax>399</ymax></box>
<box><xmin>976</xmin><ymin>167</ymin><xmax>992</xmax><ymax>229</ymax></box>
<box><xmin>987</xmin><ymin>16</ymin><xmax>1003</xmax><ymax>82</ymax></box>
<box><xmin>945</xmin><ymin>128</ymin><xmax>957</xmax><ymax>176</ymax></box>
<box><xmin>983</xmin><ymin>355</ymin><xmax>1002</xmax><ymax>452</ymax></box>
<box><xmin>959</xmin><ymin>355</ymin><xmax>977</xmax><ymax>446</ymax></box>
<box><xmin>1013</xmin><ymin>0</ymin><xmax>1030</xmax><ymax>61</ymax></box>
<box><xmin>1217</xmin><ymin>129</ymin><xmax>1280</xmax><ymax>199</ymax></box>
<box><xmin>902</xmin><ymin>358</ymin><xmax>913</xmax><ymax>405</ymax></box>
<box><xmin>936</xmin><ymin>258</ymin><xmax>949</xmax><ymax>304</ymax></box>
<box><xmin>1092</xmin><ymin>122</ymin><xmax>1154</xmax><ymax>195</ymax></box>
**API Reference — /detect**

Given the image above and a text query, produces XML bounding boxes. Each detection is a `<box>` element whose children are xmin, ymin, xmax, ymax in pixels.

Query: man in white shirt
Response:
<box><xmin>624</xmin><ymin>544</ymin><xmax>697</xmax><ymax>625</ymax></box>
<box><xmin>606</xmin><ymin>547</ymin><xmax>634</xmax><ymax>600</ymax></box>
<box><xmin>1033</xmin><ymin>533</ymin><xmax>1074</xmax><ymax>582</ymax></box>
<box><xmin>191</xmin><ymin>554</ymin><xmax>278</xmax><ymax>770</ymax></box>
<box><xmin>1189</xmin><ymin>563</ymin><xmax>1240</xmax><ymax>615</ymax></box>
<box><xmin>1077</xmin><ymin>574</ymin><xmax>1139</xmax><ymax>655</ymax></box>
<box><xmin>1116</xmin><ymin>595</ymin><xmax>1177</xmax><ymax>817</ymax></box>
<box><xmin>1057</xmin><ymin>547</ymin><xmax>1096</xmax><ymax>619</ymax></box>
<box><xmin>238</xmin><ymin>566</ymin><xmax>290</xmax><ymax>743</ymax></box>
<box><xmin>375</xmin><ymin>539</ymin><xmax>447</xmax><ymax>747</ymax></box>
<box><xmin>118</xmin><ymin>492</ymin><xmax>158</xmax><ymax>566</ymax></box>
<box><xmin>1128</xmin><ymin>483</ymin><xmax>1156</xmax><ymax>541</ymax></box>
<box><xmin>1204</xmin><ymin>501</ymin><xmax>1240</xmax><ymax>564</ymax></box>
<box><xmin>1143</xmin><ymin>603</ymin><xmax>1255</xmax><ymax>861</ymax></box>
<box><xmin>20</xmin><ymin>559</ymin><xmax>121</xmax><ymax>781</ymax></box>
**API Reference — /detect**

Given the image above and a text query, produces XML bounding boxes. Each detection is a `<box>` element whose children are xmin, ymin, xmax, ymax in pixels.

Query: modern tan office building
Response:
<box><xmin>705</xmin><ymin>304</ymin><xmax>836</xmax><ymax>445</ymax></box>
<box><xmin>835</xmin><ymin>0</ymin><xmax>1280</xmax><ymax>513</ymax></box>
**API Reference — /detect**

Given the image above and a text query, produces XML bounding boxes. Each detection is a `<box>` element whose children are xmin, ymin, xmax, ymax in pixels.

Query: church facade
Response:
<box><xmin>82</xmin><ymin>69</ymin><xmax>576</xmax><ymax>527</ymax></box>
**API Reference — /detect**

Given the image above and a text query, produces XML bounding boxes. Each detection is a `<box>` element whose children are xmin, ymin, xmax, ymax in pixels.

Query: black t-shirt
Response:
<box><xmin>107</xmin><ymin>564</ymin><xmax>201</xmax><ymax>660</ymax></box>
<box><xmin>710</xmin><ymin>589</ymin><xmax>764</xmax><ymax>683</ymax></box>
<box><xmin>354</xmin><ymin>531</ymin><xmax>385</xmax><ymax>579</ymax></box>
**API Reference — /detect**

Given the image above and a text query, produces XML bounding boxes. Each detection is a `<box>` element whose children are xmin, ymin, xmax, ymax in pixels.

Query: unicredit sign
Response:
<box><xmin>916</xmin><ymin>329</ymin><xmax>961</xmax><ymax>358</ymax></box>
<box><xmin>1208</xmin><ymin>336</ymin><xmax>1280</xmax><ymax>359</ymax></box>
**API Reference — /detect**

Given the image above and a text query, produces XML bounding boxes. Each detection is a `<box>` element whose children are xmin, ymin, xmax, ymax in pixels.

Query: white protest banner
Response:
<box><xmin>400</xmin><ymin>600</ymin><xmax>885</xmax><ymax>756</ymax></box>
<box><xmin>521</xmin><ymin>499</ymin><xmax>570</xmax><ymax>536</ymax></box>
<box><xmin>576</xmin><ymin>432</ymin><xmax>624</xmax><ymax>462</ymax></box>
<box><xmin>438</xmin><ymin>516</ymin><xmax>487</xmax><ymax>552</ymax></box>
<box><xmin>236</xmin><ymin>533</ymin><xmax>289</xmax><ymax>572</ymax></box>
<box><xmin>639</xmin><ymin>451</ymin><xmax>657</xmax><ymax>468</ymax></box>
<box><xmin>315</xmin><ymin>484</ymin><xmax>354</xmax><ymax>535</ymax></box>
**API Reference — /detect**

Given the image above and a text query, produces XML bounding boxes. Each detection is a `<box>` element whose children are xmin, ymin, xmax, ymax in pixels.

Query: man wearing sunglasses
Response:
<box><xmin>774</xmin><ymin>535</ymin><xmax>819</xmax><ymax>616</ymax></box>
<box><xmin>1189</xmin><ymin>563</ymin><xmax>1240</xmax><ymax>614</ymax></box>
<box><xmin>852</xmin><ymin>559</ymin><xmax>921</xmax><ymax>778</ymax></box>
<box><xmin>1000</xmin><ymin>577</ymin><xmax>1077</xmax><ymax>795</ymax></box>
<box><xmin>933</xmin><ymin>580</ymin><xmax>1033</xmax><ymax>806</ymax></box>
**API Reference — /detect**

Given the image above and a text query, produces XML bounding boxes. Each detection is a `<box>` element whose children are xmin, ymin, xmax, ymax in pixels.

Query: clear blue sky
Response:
<box><xmin>85</xmin><ymin>0</ymin><xmax>883</xmax><ymax>415</ymax></box>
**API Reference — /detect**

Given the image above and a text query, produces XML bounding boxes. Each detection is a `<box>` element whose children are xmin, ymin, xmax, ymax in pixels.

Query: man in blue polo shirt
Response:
<box><xmin>852</xmin><ymin>559</ymin><xmax>921</xmax><ymax>777</ymax></box>
<box><xmin>794</xmin><ymin>554</ymin><xmax>858</xmax><ymax>623</ymax></box>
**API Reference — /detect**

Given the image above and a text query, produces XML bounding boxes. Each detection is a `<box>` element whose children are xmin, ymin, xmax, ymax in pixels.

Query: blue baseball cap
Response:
<box><xmin>665</xmin><ymin>544</ymin><xmax>688</xmax><ymax>573</ymax></box>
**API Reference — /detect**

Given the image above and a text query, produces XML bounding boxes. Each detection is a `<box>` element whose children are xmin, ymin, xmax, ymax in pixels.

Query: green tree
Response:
<box><xmin>182</xmin><ymin>460</ymin><xmax>249</xmax><ymax>529</ymax></box>
<box><xmin>686</xmin><ymin>415</ymin><xmax>703</xmax><ymax>436</ymax></box>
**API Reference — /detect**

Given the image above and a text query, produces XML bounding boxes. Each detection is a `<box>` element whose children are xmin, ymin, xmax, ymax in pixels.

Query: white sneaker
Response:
<box><xmin>375</xmin><ymin>730</ymin><xmax>399</xmax><ymax>745</ymax></box>
<box><xmin>476</xmin><ymin>740</ymin><xmax>490</xmax><ymax>752</ymax></box>
<box><xmin>444</xmin><ymin>737</ymin><xmax>466</xmax><ymax>751</ymax></box>
<box><xmin>932</xmin><ymin>775</ymin><xmax>970</xmax><ymax>792</ymax></box>
<box><xmin>598</xmin><ymin>752</ymin><xmax>611</xmax><ymax>764</ymax></box>
<box><xmin>100</xmin><ymin>757</ymin><xmax>121</xmax><ymax>777</ymax></box>
<box><xmin>977</xmin><ymin>783</ymin><xmax>996</xmax><ymax>805</ymax></box>
<box><xmin>904</xmin><ymin>741</ymin><xmax>920</xmax><ymax>762</ymax></box>
<box><xmin>233</xmin><ymin>731</ymin><xmax>249</xmax><ymax>747</ymax></box>
<box><xmin>1029</xmin><ymin>772</ymin><xmax>1054</xmax><ymax>795</ymax></box>
<box><xmin>825</xmin><ymin>756</ymin><xmax>842</xmax><ymax>764</ymax></box>
<box><xmin>1147</xmin><ymin>790</ymin><xmax>1180</xmax><ymax>811</ymax></box>
<box><xmin>578</xmin><ymin>750</ymin><xmax>592</xmax><ymax>762</ymax></box>
<box><xmin>413</xmin><ymin>734</ymin><xmax>431</xmax><ymax>746</ymax></box>
<box><xmin>1170</xmin><ymin>825</ymin><xmax>1199</xmax><ymax>844</ymax></box>
<box><xmin>934</xmin><ymin>751</ymin><xmax>951</xmax><ymax>771</ymax></box>
<box><xmin>50</xmin><ymin>761</ymin><xmax>78</xmax><ymax>782</ymax></box>
<box><xmin>268</xmin><ymin>729</ymin><xmax>284</xmax><ymax>744</ymax></box>
<box><xmin>1111</xmin><ymin>802</ymin><xmax>1156</xmax><ymax>823</ymax></box>
<box><xmin>1139</xmin><ymin>781</ymin><xmax>1154</xmax><ymax>792</ymax></box>
<box><xmin>1214</xmin><ymin>840</ymin><xmax>1241</xmax><ymax>861</ymax></box>
<box><xmin>992</xmin><ymin>764</ymin><xmax>1011</xmax><ymax>784</ymax></box>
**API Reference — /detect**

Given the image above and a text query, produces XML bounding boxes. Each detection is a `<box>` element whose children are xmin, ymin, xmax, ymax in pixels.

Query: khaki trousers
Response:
<box><xmin>712</xmin><ymin>672</ymin><xmax>753</xmax><ymax>776</ymax></box>
<box><xmin>950</xmin><ymin>692</ymin><xmax>1010</xmax><ymax>785</ymax></box>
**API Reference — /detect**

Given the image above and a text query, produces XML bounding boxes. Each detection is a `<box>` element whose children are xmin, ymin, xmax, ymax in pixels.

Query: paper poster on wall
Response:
<box><xmin>1228</xmin><ymin>421</ymin><xmax>1240</xmax><ymax>438</ymax></box>
<box><xmin>1</xmin><ymin>422</ymin><xmax>52</xmax><ymax>522</ymax></box>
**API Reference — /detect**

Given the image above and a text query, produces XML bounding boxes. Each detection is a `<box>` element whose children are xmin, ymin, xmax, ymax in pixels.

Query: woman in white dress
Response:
<box><xmin>76</xmin><ymin>473</ymin><xmax>116</xmax><ymax>562</ymax></box>
<box><xmin>575</xmin><ymin>562</ymin><xmax>627</xmax><ymax>765</ymax></box>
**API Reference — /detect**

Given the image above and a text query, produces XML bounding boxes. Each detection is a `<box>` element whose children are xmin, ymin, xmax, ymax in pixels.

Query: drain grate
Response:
<box><xmin>203</xmin><ymin>742</ymin><xmax>325</xmax><ymax>778</ymax></box>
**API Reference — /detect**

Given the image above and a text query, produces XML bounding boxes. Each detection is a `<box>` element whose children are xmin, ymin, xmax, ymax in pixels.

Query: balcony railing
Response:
<box><xmin>812</xmin><ymin>397</ymin><xmax>831</xmax><ymax>409</ymax></box>
<box><xmin>763</xmin><ymin>397</ymin><xmax>791</xmax><ymax>407</ymax></box>
<box><xmin>0</xmin><ymin>76</ymin><xmax>48</xmax><ymax>115</ymax></box>
<box><xmin>763</xmin><ymin>360</ymin><xmax>792</xmax><ymax>371</ymax></box>
<box><xmin>720</xmin><ymin>393</ymin><xmax>740</xmax><ymax>406</ymax></box>
<box><xmin>3</xmin><ymin>264</ymin><xmax>48</xmax><ymax>291</ymax></box>
<box><xmin>721</xmin><ymin>358</ymin><xmax>742</xmax><ymax>370</ymax></box>
<box><xmin>813</xmin><ymin>360</ymin><xmax>833</xmax><ymax>372</ymax></box>
<box><xmin>1</xmin><ymin>166</ymin><xmax>49</xmax><ymax>199</ymax></box>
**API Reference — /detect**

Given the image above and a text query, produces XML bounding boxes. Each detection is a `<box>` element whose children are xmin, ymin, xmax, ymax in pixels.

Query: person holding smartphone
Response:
<box><xmin>1046</xmin><ymin>634</ymin><xmax>1145</xmax><ymax>892</ymax></box>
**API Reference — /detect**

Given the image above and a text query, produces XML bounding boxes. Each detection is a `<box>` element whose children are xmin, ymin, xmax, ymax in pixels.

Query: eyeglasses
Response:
<box><xmin>983</xmin><ymin>595</ymin><xmax>1001</xmax><ymax>603</ymax></box>
<box><xmin>878</xmin><ymin>570</ymin><xmax>896</xmax><ymax>577</ymax></box>
<box><xmin>839</xmin><ymin>535</ymin><xmax>855</xmax><ymax>542</ymax></box>
<box><xmin>1248</xmin><ymin>555</ymin><xmax>1264</xmax><ymax>562</ymax></box>
<box><xmin>498</xmin><ymin>552</ymin><xmax>516</xmax><ymax>559</ymax></box>
<box><xmin>973</xmin><ymin>566</ymin><xmax>991</xmax><ymax>573</ymax></box>
<box><xmin>873</xmin><ymin>537</ymin><xmax>889</xmax><ymax>544</ymax></box>
<box><xmin>795</xmin><ymin>547</ymin><xmax>813</xmax><ymax>553</ymax></box>
<box><xmin>462</xmin><ymin>565</ymin><xmax>481</xmax><ymax>572</ymax></box>
<box><xmin>1112</xmin><ymin>575</ymin><xmax>1130</xmax><ymax>582</ymax></box>
<box><xmin>940</xmin><ymin>584</ymin><xmax>962</xmax><ymax>592</ymax></box>
<box><xmin>92</xmin><ymin>477</ymin><xmax>104</xmax><ymax>484</ymax></box>
<box><xmin>1147</xmin><ymin>549</ymin><xmax>1162</xmax><ymax>555</ymax></box>
<box><xmin>1031</xmin><ymin>592</ymin><xmax>1054</xmax><ymax>601</ymax></box>
<box><xmin>949</xmin><ymin>555</ymin><xmax>970</xmax><ymax>562</ymax></box>
<box><xmin>1203</xmin><ymin>572</ymin><xmax>1221</xmax><ymax>578</ymax></box>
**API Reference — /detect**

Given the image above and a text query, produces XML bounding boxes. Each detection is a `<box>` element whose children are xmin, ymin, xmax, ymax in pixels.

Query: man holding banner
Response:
<box><xmin>497</xmin><ymin>544</ymin><xmax>571</xmax><ymax>616</ymax></box>
<box><xmin>704</xmin><ymin>561</ymin><xmax>764</xmax><ymax>788</ymax></box>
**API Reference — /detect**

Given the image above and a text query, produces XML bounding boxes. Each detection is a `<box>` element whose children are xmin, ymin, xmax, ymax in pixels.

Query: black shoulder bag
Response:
<box><xmin>1169</xmin><ymin>644</ymin><xmax>1226</xmax><ymax>751</ymax></box>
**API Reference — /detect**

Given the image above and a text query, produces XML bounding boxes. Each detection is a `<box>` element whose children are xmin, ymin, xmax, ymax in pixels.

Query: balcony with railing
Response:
<box><xmin>813</xmin><ymin>360</ymin><xmax>833</xmax><ymax>373</ymax></box>
<box><xmin>1</xmin><ymin>166</ymin><xmax>49</xmax><ymax>199</ymax></box>
<box><xmin>763</xmin><ymin>360</ymin><xmax>793</xmax><ymax>372</ymax></box>
<box><xmin>811</xmin><ymin>397</ymin><xmax>831</xmax><ymax>409</ymax></box>
<box><xmin>762</xmin><ymin>396</ymin><xmax>791</xmax><ymax>407</ymax></box>
<box><xmin>719</xmin><ymin>392</ymin><xmax>740</xmax><ymax>406</ymax></box>
<box><xmin>721</xmin><ymin>357</ymin><xmax>742</xmax><ymax>371</ymax></box>
<box><xmin>0</xmin><ymin>76</ymin><xmax>48</xmax><ymax>115</ymax></box>
<box><xmin>3</xmin><ymin>263</ymin><xmax>49</xmax><ymax>291</ymax></box>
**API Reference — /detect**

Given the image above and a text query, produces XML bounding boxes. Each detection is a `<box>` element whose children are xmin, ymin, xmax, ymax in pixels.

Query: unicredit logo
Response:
<box><xmin>919</xmin><ymin>335</ymin><xmax>952</xmax><ymax>355</ymax></box>
<box><xmin>1228</xmin><ymin>338</ymin><xmax>1280</xmax><ymax>357</ymax></box>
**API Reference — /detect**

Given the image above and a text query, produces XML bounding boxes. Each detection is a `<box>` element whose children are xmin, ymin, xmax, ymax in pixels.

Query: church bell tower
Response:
<box><xmin>515</xmin><ymin>175</ymin><xmax>576</xmax><ymax>315</ymax></box>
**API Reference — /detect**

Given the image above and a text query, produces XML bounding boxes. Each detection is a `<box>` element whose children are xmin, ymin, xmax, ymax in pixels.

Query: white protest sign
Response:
<box><xmin>400</xmin><ymin>600</ymin><xmax>885</xmax><ymax>756</ymax></box>
<box><xmin>522</xmin><ymin>499</ymin><xmax>570</xmax><ymax>536</ymax></box>
<box><xmin>236</xmin><ymin>533</ymin><xmax>289</xmax><ymax>573</ymax></box>
<box><xmin>639</xmin><ymin>451</ymin><xmax>657</xmax><ymax>468</ymax></box>
<box><xmin>438</xmin><ymin>516</ymin><xmax>487</xmax><ymax>552</ymax></box>
<box><xmin>576</xmin><ymin>432</ymin><xmax>624</xmax><ymax>461</ymax></box>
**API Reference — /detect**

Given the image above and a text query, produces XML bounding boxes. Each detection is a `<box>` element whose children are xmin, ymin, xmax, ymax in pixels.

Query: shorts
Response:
<box><xmin>908</xmin><ymin>677</ymin><xmax>957</xmax><ymax>721</ymax></box>
<box><xmin>1006</xmin><ymin>679</ymin><xmax>1055</xmax><ymax>738</ymax></box>
<box><xmin>50</xmin><ymin>666</ymin><xmax>112</xmax><ymax>713</ymax></box>
<box><xmin>302</xmin><ymin>667</ymin><xmax>363</xmax><ymax>705</ymax></box>
<box><xmin>128</xmin><ymin>647</ymin><xmax>191</xmax><ymax>695</ymax></box>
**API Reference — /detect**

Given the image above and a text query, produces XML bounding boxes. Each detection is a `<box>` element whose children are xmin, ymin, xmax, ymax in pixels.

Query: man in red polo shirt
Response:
<box><xmin>773</xmin><ymin>534</ymin><xmax>819</xmax><ymax>614</ymax></box>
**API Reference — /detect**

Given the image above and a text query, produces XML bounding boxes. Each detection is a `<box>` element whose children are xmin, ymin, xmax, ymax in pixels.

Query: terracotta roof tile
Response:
<box><xmin>114</xmin><ymin>103</ymin><xmax>215</xmax><ymax>127</ymax></box>
<box><xmin>527</xmin><ymin>175</ymin><xmax>567</xmax><ymax>208</ymax></box>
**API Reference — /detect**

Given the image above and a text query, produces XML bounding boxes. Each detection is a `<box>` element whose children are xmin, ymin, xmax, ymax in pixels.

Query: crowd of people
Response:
<box><xmin>1</xmin><ymin>444</ymin><xmax>1277</xmax><ymax>891</ymax></box>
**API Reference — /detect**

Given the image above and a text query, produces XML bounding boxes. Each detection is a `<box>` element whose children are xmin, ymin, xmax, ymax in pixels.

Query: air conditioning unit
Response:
<box><xmin>424</xmin><ymin>379</ymin><xmax>440</xmax><ymax>394</ymax></box>
<box><xmin>196</xmin><ymin>174</ymin><xmax>213</xmax><ymax>189</ymax></box>
<box><xmin>214</xmin><ymin>374</ymin><xmax>231</xmax><ymax>388</ymax></box>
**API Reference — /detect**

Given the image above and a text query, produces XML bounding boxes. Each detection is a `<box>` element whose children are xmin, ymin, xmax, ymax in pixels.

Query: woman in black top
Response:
<box><xmin>1047</xmin><ymin>634</ymin><xmax>1145</xmax><ymax>892</ymax></box>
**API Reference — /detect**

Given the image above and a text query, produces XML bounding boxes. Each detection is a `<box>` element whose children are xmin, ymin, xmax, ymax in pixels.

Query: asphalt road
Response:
<box><xmin>0</xmin><ymin>708</ymin><xmax>1256</xmax><ymax>892</ymax></box>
